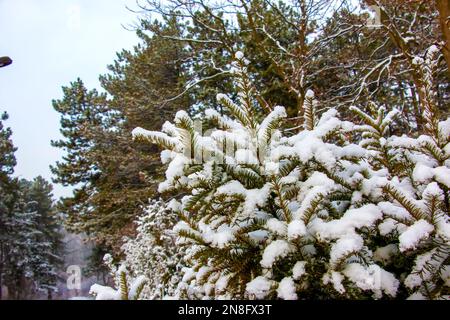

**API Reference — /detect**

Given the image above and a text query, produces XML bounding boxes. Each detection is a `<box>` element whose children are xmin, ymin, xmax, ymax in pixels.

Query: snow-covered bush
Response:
<box><xmin>90</xmin><ymin>254</ymin><xmax>146</xmax><ymax>300</ymax></box>
<box><xmin>131</xmin><ymin>50</ymin><xmax>449</xmax><ymax>300</ymax></box>
<box><xmin>120</xmin><ymin>199</ymin><xmax>186</xmax><ymax>299</ymax></box>
<box><xmin>90</xmin><ymin>199</ymin><xmax>186</xmax><ymax>299</ymax></box>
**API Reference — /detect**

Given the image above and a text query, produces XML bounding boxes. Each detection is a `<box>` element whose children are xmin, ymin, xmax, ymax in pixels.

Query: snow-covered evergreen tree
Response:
<box><xmin>0</xmin><ymin>112</ymin><xmax>17</xmax><ymax>299</ymax></box>
<box><xmin>130</xmin><ymin>50</ymin><xmax>449</xmax><ymax>300</ymax></box>
<box><xmin>120</xmin><ymin>199</ymin><xmax>186</xmax><ymax>299</ymax></box>
<box><xmin>19</xmin><ymin>177</ymin><xmax>62</xmax><ymax>298</ymax></box>
<box><xmin>1</xmin><ymin>174</ymin><xmax>61</xmax><ymax>298</ymax></box>
<box><xmin>3</xmin><ymin>177</ymin><xmax>62</xmax><ymax>299</ymax></box>
<box><xmin>89</xmin><ymin>199</ymin><xmax>186</xmax><ymax>300</ymax></box>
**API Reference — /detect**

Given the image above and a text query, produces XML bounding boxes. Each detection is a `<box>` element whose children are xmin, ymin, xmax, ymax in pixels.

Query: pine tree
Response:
<box><xmin>50</xmin><ymin>79</ymin><xmax>125</xmax><ymax>249</ymax></box>
<box><xmin>0</xmin><ymin>113</ymin><xmax>61</xmax><ymax>299</ymax></box>
<box><xmin>0</xmin><ymin>112</ymin><xmax>18</xmax><ymax>299</ymax></box>
<box><xmin>119</xmin><ymin>199</ymin><xmax>186</xmax><ymax>299</ymax></box>
<box><xmin>19</xmin><ymin>177</ymin><xmax>62</xmax><ymax>299</ymax></box>
<box><xmin>52</xmin><ymin>21</ymin><xmax>189</xmax><ymax>255</ymax></box>
<box><xmin>89</xmin><ymin>199</ymin><xmax>186</xmax><ymax>300</ymax></box>
<box><xmin>1</xmin><ymin>177</ymin><xmax>62</xmax><ymax>299</ymax></box>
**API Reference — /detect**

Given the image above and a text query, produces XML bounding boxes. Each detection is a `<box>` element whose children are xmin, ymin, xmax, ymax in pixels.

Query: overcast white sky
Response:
<box><xmin>0</xmin><ymin>0</ymin><xmax>141</xmax><ymax>199</ymax></box>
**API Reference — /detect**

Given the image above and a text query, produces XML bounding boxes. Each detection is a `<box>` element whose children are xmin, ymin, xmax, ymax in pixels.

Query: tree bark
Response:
<box><xmin>0</xmin><ymin>244</ymin><xmax>3</xmax><ymax>300</ymax></box>
<box><xmin>436</xmin><ymin>0</ymin><xmax>450</xmax><ymax>74</ymax></box>
<box><xmin>0</xmin><ymin>265</ymin><xmax>3</xmax><ymax>300</ymax></box>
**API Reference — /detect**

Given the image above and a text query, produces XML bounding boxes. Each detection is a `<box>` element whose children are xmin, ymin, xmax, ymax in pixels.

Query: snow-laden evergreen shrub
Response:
<box><xmin>90</xmin><ymin>199</ymin><xmax>186</xmax><ymax>299</ymax></box>
<box><xmin>120</xmin><ymin>199</ymin><xmax>186</xmax><ymax>299</ymax></box>
<box><xmin>90</xmin><ymin>254</ymin><xmax>146</xmax><ymax>300</ymax></box>
<box><xmin>129</xmin><ymin>49</ymin><xmax>449</xmax><ymax>300</ymax></box>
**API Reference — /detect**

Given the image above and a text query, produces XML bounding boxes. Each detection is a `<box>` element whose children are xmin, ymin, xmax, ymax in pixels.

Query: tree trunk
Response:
<box><xmin>409</xmin><ymin>83</ymin><xmax>423</xmax><ymax>131</ymax></box>
<box><xmin>0</xmin><ymin>265</ymin><xmax>3</xmax><ymax>300</ymax></box>
<box><xmin>0</xmin><ymin>244</ymin><xmax>3</xmax><ymax>300</ymax></box>
<box><xmin>296</xmin><ymin>93</ymin><xmax>305</xmax><ymax>131</ymax></box>
<box><xmin>436</xmin><ymin>0</ymin><xmax>450</xmax><ymax>74</ymax></box>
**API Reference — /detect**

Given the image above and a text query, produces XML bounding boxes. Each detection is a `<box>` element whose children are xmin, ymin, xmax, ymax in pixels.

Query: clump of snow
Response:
<box><xmin>422</xmin><ymin>182</ymin><xmax>443</xmax><ymax>200</ymax></box>
<box><xmin>216</xmin><ymin>180</ymin><xmax>246</xmax><ymax>196</ymax></box>
<box><xmin>90</xmin><ymin>284</ymin><xmax>120</xmax><ymax>300</ymax></box>
<box><xmin>322</xmin><ymin>271</ymin><xmax>345</xmax><ymax>294</ymax></box>
<box><xmin>292</xmin><ymin>261</ymin><xmax>307</xmax><ymax>280</ymax></box>
<box><xmin>342</xmin><ymin>263</ymin><xmax>375</xmax><ymax>291</ymax></box>
<box><xmin>426</xmin><ymin>45</ymin><xmax>440</xmax><ymax>56</ymax></box>
<box><xmin>206</xmin><ymin>225</ymin><xmax>236</xmax><ymax>248</ymax></box>
<box><xmin>129</xmin><ymin>275</ymin><xmax>147</xmax><ymax>299</ymax></box>
<box><xmin>399</xmin><ymin>219</ymin><xmax>434</xmax><ymax>252</ymax></box>
<box><xmin>248</xmin><ymin>230</ymin><xmax>269</xmax><ymax>243</ymax></box>
<box><xmin>167</xmin><ymin>198</ymin><xmax>181</xmax><ymax>212</ymax></box>
<box><xmin>235</xmin><ymin>51</ymin><xmax>245</xmax><ymax>60</ymax></box>
<box><xmin>330</xmin><ymin>235</ymin><xmax>364</xmax><ymax>267</ymax></box>
<box><xmin>264</xmin><ymin>161</ymin><xmax>279</xmax><ymax>175</ymax></box>
<box><xmin>378</xmin><ymin>202</ymin><xmax>412</xmax><ymax>223</ymax></box>
<box><xmin>342</xmin><ymin>263</ymin><xmax>399</xmax><ymax>298</ymax></box>
<box><xmin>314</xmin><ymin>204</ymin><xmax>382</xmax><ymax>240</ymax></box>
<box><xmin>407</xmin><ymin>292</ymin><xmax>426</xmax><ymax>300</ymax></box>
<box><xmin>181</xmin><ymin>267</ymin><xmax>196</xmax><ymax>284</ymax></box>
<box><xmin>243</xmin><ymin>184</ymin><xmax>271</xmax><ymax>216</ymax></box>
<box><xmin>294</xmin><ymin>185</ymin><xmax>331</xmax><ymax>221</ymax></box>
<box><xmin>438</xmin><ymin>118</ymin><xmax>450</xmax><ymax>139</ymax></box>
<box><xmin>287</xmin><ymin>220</ymin><xmax>307</xmax><ymax>239</ymax></box>
<box><xmin>433</xmin><ymin>166</ymin><xmax>450</xmax><ymax>188</ymax></box>
<box><xmin>436</xmin><ymin>217</ymin><xmax>450</xmax><ymax>239</ymax></box>
<box><xmin>305</xmin><ymin>89</ymin><xmax>315</xmax><ymax>99</ymax></box>
<box><xmin>246</xmin><ymin>276</ymin><xmax>274</xmax><ymax>299</ymax></box>
<box><xmin>216</xmin><ymin>93</ymin><xmax>228</xmax><ymax>102</ymax></box>
<box><xmin>196</xmin><ymin>266</ymin><xmax>212</xmax><ymax>283</ymax></box>
<box><xmin>277</xmin><ymin>277</ymin><xmax>298</xmax><ymax>300</ymax></box>
<box><xmin>378</xmin><ymin>218</ymin><xmax>398</xmax><ymax>236</ymax></box>
<box><xmin>413</xmin><ymin>163</ymin><xmax>434</xmax><ymax>182</ymax></box>
<box><xmin>412</xmin><ymin>56</ymin><xmax>424</xmax><ymax>65</ymax></box>
<box><xmin>266</xmin><ymin>218</ymin><xmax>287</xmax><ymax>236</ymax></box>
<box><xmin>174</xmin><ymin>110</ymin><xmax>190</xmax><ymax>122</ymax></box>
<box><xmin>160</xmin><ymin>150</ymin><xmax>173</xmax><ymax>164</ymax></box>
<box><xmin>215</xmin><ymin>275</ymin><xmax>230</xmax><ymax>294</ymax></box>
<box><xmin>261</xmin><ymin>240</ymin><xmax>293</xmax><ymax>268</ymax></box>
<box><xmin>374</xmin><ymin>266</ymin><xmax>399</xmax><ymax>298</ymax></box>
